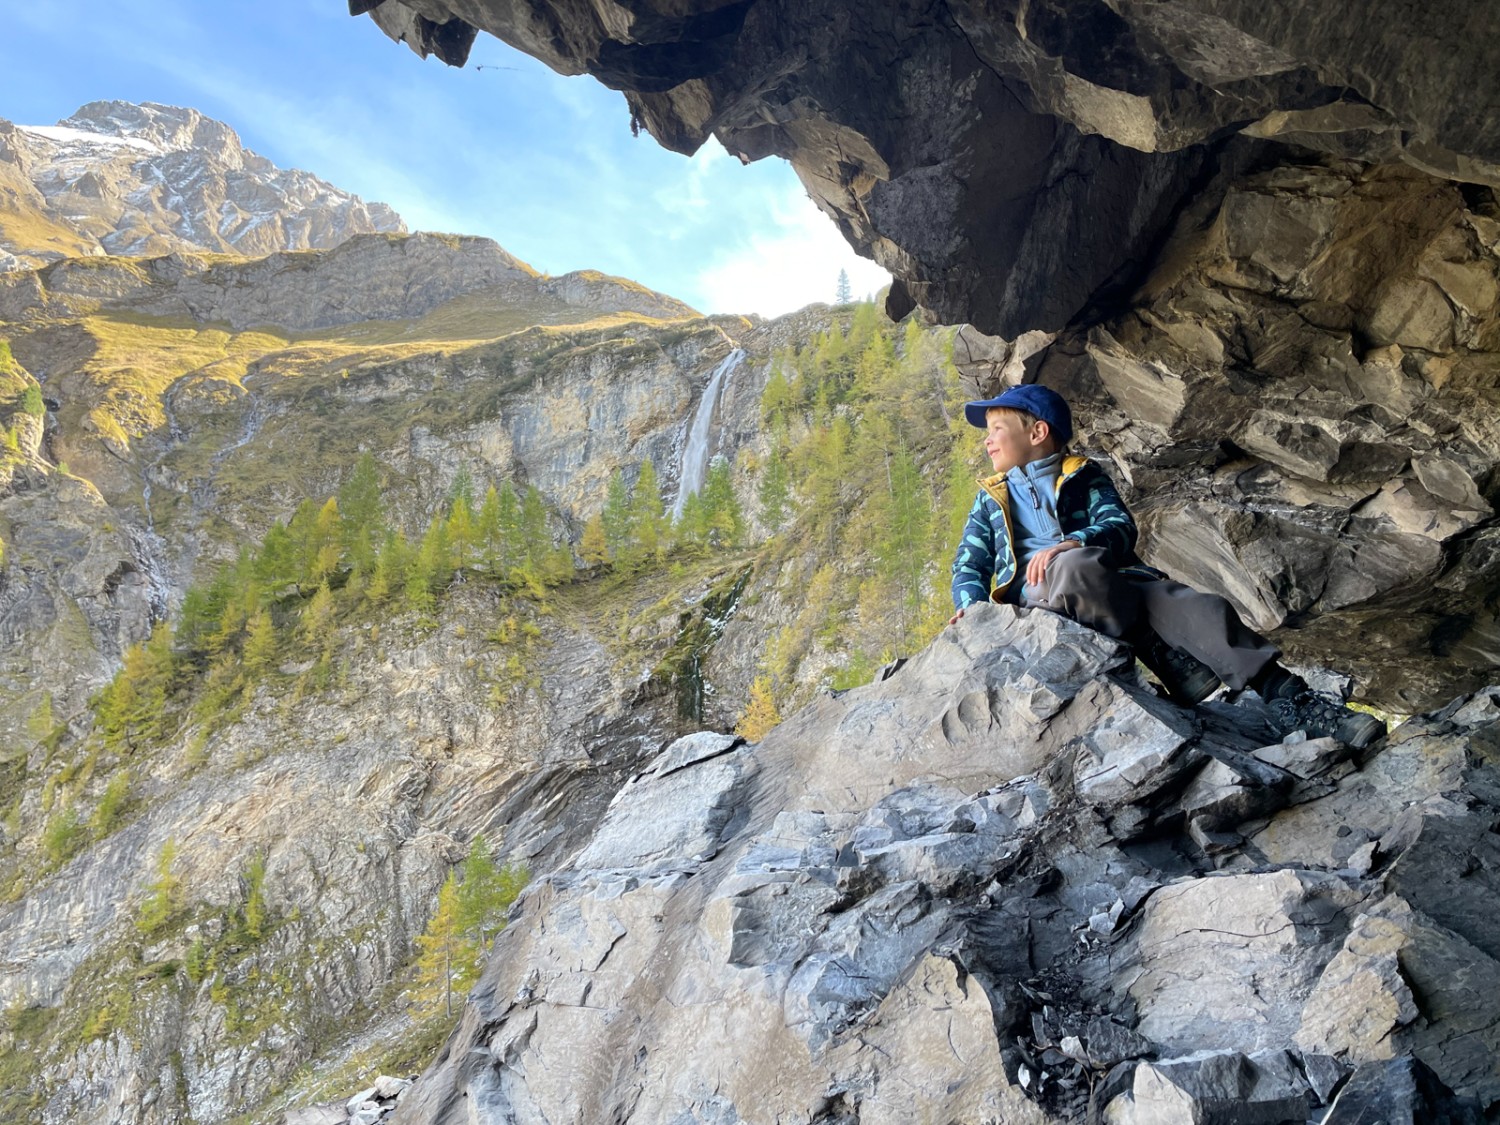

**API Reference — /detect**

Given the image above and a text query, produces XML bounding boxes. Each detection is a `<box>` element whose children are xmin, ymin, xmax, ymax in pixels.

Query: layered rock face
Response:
<box><xmin>389</xmin><ymin>605</ymin><xmax>1500</xmax><ymax>1124</ymax></box>
<box><xmin>0</xmin><ymin>230</ymin><xmax>694</xmax><ymax>332</ymax></box>
<box><xmin>0</xmin><ymin>102</ymin><xmax>405</xmax><ymax>269</ymax></box>
<box><xmin>356</xmin><ymin>0</ymin><xmax>1499</xmax><ymax>336</ymax></box>
<box><xmin>1027</xmin><ymin>162</ymin><xmax>1500</xmax><ymax>713</ymax></box>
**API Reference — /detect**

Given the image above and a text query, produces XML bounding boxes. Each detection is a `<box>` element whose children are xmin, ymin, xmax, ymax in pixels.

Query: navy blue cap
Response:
<box><xmin>963</xmin><ymin>384</ymin><xmax>1073</xmax><ymax>444</ymax></box>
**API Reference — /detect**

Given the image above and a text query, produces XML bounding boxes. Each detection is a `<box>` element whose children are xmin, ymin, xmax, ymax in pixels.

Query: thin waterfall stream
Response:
<box><xmin>671</xmin><ymin>347</ymin><xmax>745</xmax><ymax>520</ymax></box>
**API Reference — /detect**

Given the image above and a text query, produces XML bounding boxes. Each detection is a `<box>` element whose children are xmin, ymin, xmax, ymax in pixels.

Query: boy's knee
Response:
<box><xmin>1046</xmin><ymin>546</ymin><xmax>1111</xmax><ymax>594</ymax></box>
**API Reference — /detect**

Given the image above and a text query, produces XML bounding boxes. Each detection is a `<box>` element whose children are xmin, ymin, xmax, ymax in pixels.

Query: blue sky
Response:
<box><xmin>2</xmin><ymin>0</ymin><xmax>890</xmax><ymax>317</ymax></box>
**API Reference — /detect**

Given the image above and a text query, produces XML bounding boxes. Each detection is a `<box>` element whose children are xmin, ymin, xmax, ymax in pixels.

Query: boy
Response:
<box><xmin>949</xmin><ymin>384</ymin><xmax>1385</xmax><ymax>749</ymax></box>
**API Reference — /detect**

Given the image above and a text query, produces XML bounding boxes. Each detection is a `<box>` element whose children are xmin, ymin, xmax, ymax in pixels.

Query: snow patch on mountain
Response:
<box><xmin>0</xmin><ymin>100</ymin><xmax>405</xmax><ymax>264</ymax></box>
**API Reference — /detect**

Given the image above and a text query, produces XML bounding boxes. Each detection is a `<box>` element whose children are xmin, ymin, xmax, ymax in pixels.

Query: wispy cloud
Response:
<box><xmin>690</xmin><ymin>178</ymin><xmax>891</xmax><ymax>316</ymax></box>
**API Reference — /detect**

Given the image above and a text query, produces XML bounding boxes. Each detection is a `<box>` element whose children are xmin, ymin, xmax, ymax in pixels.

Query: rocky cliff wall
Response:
<box><xmin>385</xmin><ymin>604</ymin><xmax>1500</xmax><ymax>1125</ymax></box>
<box><xmin>0</xmin><ymin>101</ymin><xmax>406</xmax><ymax>269</ymax></box>
<box><xmin>356</xmin><ymin>0</ymin><xmax>1500</xmax><ymax>335</ymax></box>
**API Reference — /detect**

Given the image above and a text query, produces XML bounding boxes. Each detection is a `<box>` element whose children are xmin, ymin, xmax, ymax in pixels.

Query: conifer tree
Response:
<box><xmin>447</xmin><ymin>494</ymin><xmax>476</xmax><ymax>570</ymax></box>
<box><xmin>300</xmin><ymin>582</ymin><xmax>336</xmax><ymax>655</ymax></box>
<box><xmin>629</xmin><ymin>460</ymin><xmax>666</xmax><ymax>565</ymax></box>
<box><xmin>835</xmin><ymin>268</ymin><xmax>852</xmax><ymax>305</ymax></box>
<box><xmin>876</xmin><ymin>448</ymin><xmax>931</xmax><ymax>640</ymax></box>
<box><xmin>519</xmin><ymin>486</ymin><xmax>559</xmax><ymax>588</ymax></box>
<box><xmin>338</xmin><ymin>452</ymin><xmax>385</xmax><ymax>576</ymax></box>
<box><xmin>447</xmin><ymin>464</ymin><xmax>475</xmax><ymax>510</ymax></box>
<box><xmin>675</xmin><ymin>491</ymin><xmax>708</xmax><ymax>550</ymax></box>
<box><xmin>410</xmin><ymin>870</ymin><xmax>476</xmax><ymax>1020</ymax></box>
<box><xmin>136</xmin><ymin>838</ymin><xmax>182</xmax><ymax>935</ymax></box>
<box><xmin>242</xmin><ymin>608</ymin><xmax>278</xmax><ymax>677</ymax></box>
<box><xmin>254</xmin><ymin>522</ymin><xmax>297</xmax><ymax>591</ymax></box>
<box><xmin>476</xmin><ymin>485</ymin><xmax>503</xmax><ymax>574</ymax></box>
<box><xmin>735</xmin><ymin>675</ymin><xmax>782</xmax><ymax>741</ymax></box>
<box><xmin>758</xmin><ymin>440</ymin><xmax>792</xmax><ymax>533</ymax></box>
<box><xmin>366</xmin><ymin>530</ymin><xmax>407</xmax><ymax>604</ymax></box>
<box><xmin>701</xmin><ymin>461</ymin><xmax>744</xmax><ymax>547</ymax></box>
<box><xmin>494</xmin><ymin>481</ymin><xmax>523</xmax><ymax>580</ymax></box>
<box><xmin>600</xmin><ymin>468</ymin><xmax>633</xmax><ymax>565</ymax></box>
<box><xmin>310</xmin><ymin>498</ymin><xmax>342</xmax><ymax>583</ymax></box>
<box><xmin>579</xmin><ymin>514</ymin><xmax>608</xmax><ymax>568</ymax></box>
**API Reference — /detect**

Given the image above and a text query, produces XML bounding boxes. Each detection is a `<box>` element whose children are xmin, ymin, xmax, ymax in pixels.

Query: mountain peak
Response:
<box><xmin>0</xmin><ymin>99</ymin><xmax>405</xmax><ymax>266</ymax></box>
<box><xmin>60</xmin><ymin>100</ymin><xmax>241</xmax><ymax>160</ymax></box>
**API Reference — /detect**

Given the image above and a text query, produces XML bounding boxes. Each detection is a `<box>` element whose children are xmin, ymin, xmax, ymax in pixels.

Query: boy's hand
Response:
<box><xmin>1026</xmin><ymin>539</ymin><xmax>1081</xmax><ymax>590</ymax></box>
<box><xmin>948</xmin><ymin>608</ymin><xmax>965</xmax><ymax>626</ymax></box>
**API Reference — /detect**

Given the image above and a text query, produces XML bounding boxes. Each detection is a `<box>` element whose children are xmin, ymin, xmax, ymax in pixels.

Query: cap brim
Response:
<box><xmin>963</xmin><ymin>398</ymin><xmax>1001</xmax><ymax>428</ymax></box>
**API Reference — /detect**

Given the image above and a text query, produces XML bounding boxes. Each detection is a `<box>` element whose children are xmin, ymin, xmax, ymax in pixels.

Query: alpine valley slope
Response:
<box><xmin>0</xmin><ymin>102</ymin><xmax>989</xmax><ymax>1123</ymax></box>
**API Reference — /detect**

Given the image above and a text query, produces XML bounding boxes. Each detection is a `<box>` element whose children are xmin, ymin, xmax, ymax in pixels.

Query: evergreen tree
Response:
<box><xmin>629</xmin><ymin>460</ymin><xmax>666</xmax><ymax>565</ymax></box>
<box><xmin>519</xmin><ymin>486</ymin><xmax>557</xmax><ymax>588</ymax></box>
<box><xmin>835</xmin><ymin>268</ymin><xmax>852</xmax><ymax>305</ymax></box>
<box><xmin>735</xmin><ymin>675</ymin><xmax>782</xmax><ymax>741</ymax></box>
<box><xmin>410</xmin><ymin>870</ymin><xmax>477</xmax><ymax>1020</ymax></box>
<box><xmin>300</xmin><ymin>582</ymin><xmax>336</xmax><ymax>654</ymax></box>
<box><xmin>758</xmin><ymin>440</ymin><xmax>792</xmax><ymax>533</ymax></box>
<box><xmin>701</xmin><ymin>460</ymin><xmax>744</xmax><ymax>548</ymax></box>
<box><xmin>494</xmin><ymin>481</ymin><xmax>523</xmax><ymax>580</ymax></box>
<box><xmin>579</xmin><ymin>514</ymin><xmax>608</xmax><ymax>568</ymax></box>
<box><xmin>410</xmin><ymin>842</ymin><xmax>526</xmax><ymax>1020</ymax></box>
<box><xmin>254</xmin><ymin>523</ymin><xmax>297</xmax><ymax>591</ymax></box>
<box><xmin>447</xmin><ymin>464</ymin><xmax>475</xmax><ymax>510</ymax></box>
<box><xmin>476</xmin><ymin>485</ymin><xmax>503</xmax><ymax>574</ymax></box>
<box><xmin>675</xmin><ymin>491</ymin><xmax>708</xmax><ymax>550</ymax></box>
<box><xmin>338</xmin><ymin>452</ymin><xmax>385</xmax><ymax>576</ymax></box>
<box><xmin>309</xmin><ymin>498</ymin><xmax>342</xmax><ymax>583</ymax></box>
<box><xmin>600</xmin><ymin>468</ymin><xmax>633</xmax><ymax>565</ymax></box>
<box><xmin>447</xmin><ymin>494</ymin><xmax>476</xmax><ymax>570</ymax></box>
<box><xmin>136</xmin><ymin>838</ymin><xmax>182</xmax><ymax>935</ymax></box>
<box><xmin>366</xmin><ymin>530</ymin><xmax>408</xmax><ymax>604</ymax></box>
<box><xmin>875</xmin><ymin>448</ymin><xmax>932</xmax><ymax>640</ymax></box>
<box><xmin>96</xmin><ymin>623</ymin><xmax>177</xmax><ymax>750</ymax></box>
<box><xmin>242</xmin><ymin>608</ymin><xmax>278</xmax><ymax>677</ymax></box>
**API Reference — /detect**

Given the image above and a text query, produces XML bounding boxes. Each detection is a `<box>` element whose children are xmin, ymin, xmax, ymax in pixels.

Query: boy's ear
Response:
<box><xmin>1030</xmin><ymin>418</ymin><xmax>1052</xmax><ymax>445</ymax></box>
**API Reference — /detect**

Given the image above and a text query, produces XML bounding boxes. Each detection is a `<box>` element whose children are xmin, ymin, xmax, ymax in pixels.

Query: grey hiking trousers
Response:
<box><xmin>1018</xmin><ymin>546</ymin><xmax>1279</xmax><ymax>690</ymax></box>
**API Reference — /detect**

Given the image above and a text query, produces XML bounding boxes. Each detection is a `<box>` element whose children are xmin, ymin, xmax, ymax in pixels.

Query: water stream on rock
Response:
<box><xmin>671</xmin><ymin>347</ymin><xmax>745</xmax><ymax>520</ymax></box>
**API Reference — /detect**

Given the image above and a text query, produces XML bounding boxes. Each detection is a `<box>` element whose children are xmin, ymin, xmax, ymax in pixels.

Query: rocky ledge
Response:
<box><xmin>387</xmin><ymin>604</ymin><xmax>1500</xmax><ymax>1124</ymax></box>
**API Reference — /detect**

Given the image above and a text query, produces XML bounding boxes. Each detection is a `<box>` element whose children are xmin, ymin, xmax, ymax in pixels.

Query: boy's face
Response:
<box><xmin>984</xmin><ymin>408</ymin><xmax>1051</xmax><ymax>473</ymax></box>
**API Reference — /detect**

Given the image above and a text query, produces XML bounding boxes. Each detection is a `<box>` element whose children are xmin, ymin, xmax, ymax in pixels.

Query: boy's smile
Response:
<box><xmin>984</xmin><ymin>410</ymin><xmax>1047</xmax><ymax>474</ymax></box>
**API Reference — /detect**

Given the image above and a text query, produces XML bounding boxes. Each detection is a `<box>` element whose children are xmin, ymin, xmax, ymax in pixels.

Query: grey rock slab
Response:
<box><xmin>1070</xmin><ymin>679</ymin><xmax>1203</xmax><ymax>807</ymax></box>
<box><xmin>1118</xmin><ymin>869</ymin><xmax>1368</xmax><ymax>1055</ymax></box>
<box><xmin>573</xmin><ymin>737</ymin><xmax>757</xmax><ymax>874</ymax></box>
<box><xmin>281</xmin><ymin>1105</ymin><xmax>349</xmax><ymax>1125</ymax></box>
<box><xmin>824</xmin><ymin>954</ymin><xmax>1049</xmax><ymax>1125</ymax></box>
<box><xmin>1107</xmin><ymin>1049</ymin><xmax>1311</xmax><ymax>1125</ymax></box>
<box><xmin>1321</xmin><ymin>1056</ymin><xmax>1485</xmax><ymax>1125</ymax></box>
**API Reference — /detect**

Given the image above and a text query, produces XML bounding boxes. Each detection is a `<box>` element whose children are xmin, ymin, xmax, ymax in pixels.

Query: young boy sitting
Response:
<box><xmin>949</xmin><ymin>384</ymin><xmax>1386</xmax><ymax>749</ymax></box>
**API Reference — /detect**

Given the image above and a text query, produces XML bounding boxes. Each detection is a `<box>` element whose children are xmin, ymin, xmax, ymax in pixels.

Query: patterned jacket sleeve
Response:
<box><xmin>1063</xmin><ymin>466</ymin><xmax>1138</xmax><ymax>566</ymax></box>
<box><xmin>951</xmin><ymin>492</ymin><xmax>997</xmax><ymax>609</ymax></box>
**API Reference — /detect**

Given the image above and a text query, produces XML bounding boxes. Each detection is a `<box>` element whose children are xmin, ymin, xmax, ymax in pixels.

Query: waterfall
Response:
<box><xmin>671</xmin><ymin>348</ymin><xmax>745</xmax><ymax>520</ymax></box>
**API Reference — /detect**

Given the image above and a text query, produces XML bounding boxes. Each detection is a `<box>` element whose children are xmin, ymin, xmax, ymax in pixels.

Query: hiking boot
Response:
<box><xmin>1268</xmin><ymin>690</ymin><xmax>1387</xmax><ymax>751</ymax></box>
<box><xmin>1133</xmin><ymin>629</ymin><xmax>1221</xmax><ymax>706</ymax></box>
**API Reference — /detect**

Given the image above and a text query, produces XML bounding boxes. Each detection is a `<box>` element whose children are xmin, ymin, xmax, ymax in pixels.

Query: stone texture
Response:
<box><xmin>356</xmin><ymin>0</ymin><xmax>1500</xmax><ymax>337</ymax></box>
<box><xmin>383</xmin><ymin>607</ymin><xmax>1500</xmax><ymax>1124</ymax></box>
<box><xmin>0</xmin><ymin>102</ymin><xmax>405</xmax><ymax>268</ymax></box>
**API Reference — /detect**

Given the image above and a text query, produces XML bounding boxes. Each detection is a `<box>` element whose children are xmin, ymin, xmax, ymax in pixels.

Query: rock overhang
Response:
<box><xmin>353</xmin><ymin>0</ymin><xmax>1500</xmax><ymax>337</ymax></box>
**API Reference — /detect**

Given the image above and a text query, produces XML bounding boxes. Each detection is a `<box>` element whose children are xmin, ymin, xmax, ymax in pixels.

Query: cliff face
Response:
<box><xmin>0</xmin><ymin>102</ymin><xmax>405</xmax><ymax>269</ymax></box>
<box><xmin>389</xmin><ymin>605</ymin><xmax>1500</xmax><ymax>1124</ymax></box>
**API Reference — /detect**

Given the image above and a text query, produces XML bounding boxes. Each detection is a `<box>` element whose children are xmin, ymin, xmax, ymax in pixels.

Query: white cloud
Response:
<box><xmin>690</xmin><ymin>183</ymin><xmax>891</xmax><ymax>317</ymax></box>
